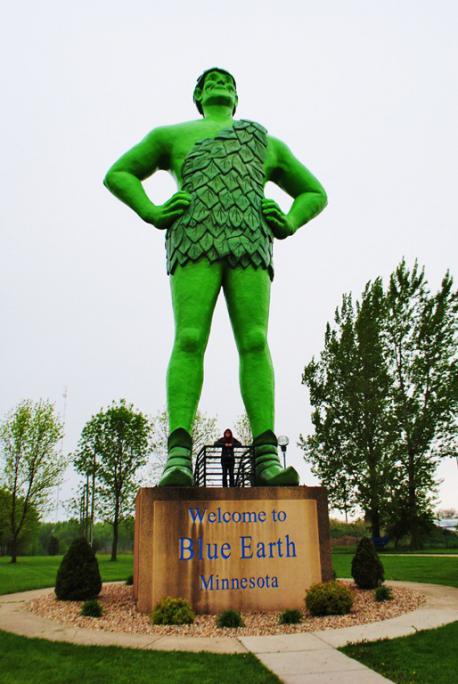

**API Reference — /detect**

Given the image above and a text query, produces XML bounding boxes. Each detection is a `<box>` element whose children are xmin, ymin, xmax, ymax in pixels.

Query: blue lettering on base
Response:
<box><xmin>200</xmin><ymin>574</ymin><xmax>279</xmax><ymax>590</ymax></box>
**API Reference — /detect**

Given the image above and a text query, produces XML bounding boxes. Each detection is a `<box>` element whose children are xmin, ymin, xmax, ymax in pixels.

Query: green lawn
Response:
<box><xmin>0</xmin><ymin>554</ymin><xmax>133</xmax><ymax>595</ymax></box>
<box><xmin>341</xmin><ymin>620</ymin><xmax>458</xmax><ymax>684</ymax></box>
<box><xmin>2</xmin><ymin>552</ymin><xmax>457</xmax><ymax>596</ymax></box>
<box><xmin>0</xmin><ymin>552</ymin><xmax>457</xmax><ymax>683</ymax></box>
<box><xmin>333</xmin><ymin>546</ymin><xmax>458</xmax><ymax>555</ymax></box>
<box><xmin>333</xmin><ymin>553</ymin><xmax>458</xmax><ymax>587</ymax></box>
<box><xmin>0</xmin><ymin>630</ymin><xmax>280</xmax><ymax>684</ymax></box>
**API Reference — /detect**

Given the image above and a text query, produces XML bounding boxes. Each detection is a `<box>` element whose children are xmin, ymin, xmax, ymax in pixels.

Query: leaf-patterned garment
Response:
<box><xmin>166</xmin><ymin>120</ymin><xmax>274</xmax><ymax>279</ymax></box>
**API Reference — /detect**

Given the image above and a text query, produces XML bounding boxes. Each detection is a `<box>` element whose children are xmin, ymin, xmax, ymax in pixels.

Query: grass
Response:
<box><xmin>0</xmin><ymin>552</ymin><xmax>457</xmax><ymax>684</ymax></box>
<box><xmin>332</xmin><ymin>553</ymin><xmax>458</xmax><ymax>588</ymax></box>
<box><xmin>341</xmin><ymin>620</ymin><xmax>458</xmax><ymax>684</ymax></box>
<box><xmin>332</xmin><ymin>546</ymin><xmax>458</xmax><ymax>555</ymax></box>
<box><xmin>2</xmin><ymin>552</ymin><xmax>457</xmax><ymax>596</ymax></box>
<box><xmin>0</xmin><ymin>630</ymin><xmax>280</xmax><ymax>684</ymax></box>
<box><xmin>0</xmin><ymin>554</ymin><xmax>133</xmax><ymax>595</ymax></box>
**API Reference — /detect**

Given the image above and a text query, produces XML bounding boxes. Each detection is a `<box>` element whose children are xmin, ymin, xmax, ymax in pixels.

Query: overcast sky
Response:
<box><xmin>1</xmin><ymin>0</ymin><xmax>457</xmax><ymax>518</ymax></box>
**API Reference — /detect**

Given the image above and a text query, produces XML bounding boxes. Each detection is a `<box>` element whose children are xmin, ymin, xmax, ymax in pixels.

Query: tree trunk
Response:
<box><xmin>10</xmin><ymin>535</ymin><xmax>18</xmax><ymax>564</ymax></box>
<box><xmin>111</xmin><ymin>502</ymin><xmax>119</xmax><ymax>561</ymax></box>
<box><xmin>408</xmin><ymin>450</ymin><xmax>420</xmax><ymax>549</ymax></box>
<box><xmin>371</xmin><ymin>508</ymin><xmax>381</xmax><ymax>538</ymax></box>
<box><xmin>368</xmin><ymin>454</ymin><xmax>381</xmax><ymax>538</ymax></box>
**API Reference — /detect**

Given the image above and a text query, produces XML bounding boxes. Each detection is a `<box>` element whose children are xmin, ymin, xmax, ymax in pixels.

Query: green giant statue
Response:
<box><xmin>104</xmin><ymin>68</ymin><xmax>327</xmax><ymax>488</ymax></box>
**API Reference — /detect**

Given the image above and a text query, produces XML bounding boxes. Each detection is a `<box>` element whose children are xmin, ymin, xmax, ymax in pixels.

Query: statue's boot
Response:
<box><xmin>158</xmin><ymin>428</ymin><xmax>194</xmax><ymax>487</ymax></box>
<box><xmin>253</xmin><ymin>430</ymin><xmax>299</xmax><ymax>486</ymax></box>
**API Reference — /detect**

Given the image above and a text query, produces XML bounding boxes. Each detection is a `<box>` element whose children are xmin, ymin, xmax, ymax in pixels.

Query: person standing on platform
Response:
<box><xmin>214</xmin><ymin>428</ymin><xmax>241</xmax><ymax>487</ymax></box>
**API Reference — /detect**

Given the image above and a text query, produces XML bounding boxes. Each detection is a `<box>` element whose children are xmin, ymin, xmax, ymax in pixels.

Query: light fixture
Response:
<box><xmin>277</xmin><ymin>435</ymin><xmax>289</xmax><ymax>468</ymax></box>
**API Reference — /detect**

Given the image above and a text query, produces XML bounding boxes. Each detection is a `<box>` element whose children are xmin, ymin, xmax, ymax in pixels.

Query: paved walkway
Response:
<box><xmin>1</xmin><ymin>581</ymin><xmax>458</xmax><ymax>683</ymax></box>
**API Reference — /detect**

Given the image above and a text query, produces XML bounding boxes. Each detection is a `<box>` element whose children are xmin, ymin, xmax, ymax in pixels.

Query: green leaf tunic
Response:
<box><xmin>166</xmin><ymin>120</ymin><xmax>274</xmax><ymax>279</ymax></box>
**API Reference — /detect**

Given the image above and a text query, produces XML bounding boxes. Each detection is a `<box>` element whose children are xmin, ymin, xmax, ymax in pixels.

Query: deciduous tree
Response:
<box><xmin>301</xmin><ymin>283</ymin><xmax>396</xmax><ymax>536</ymax></box>
<box><xmin>233</xmin><ymin>412</ymin><xmax>253</xmax><ymax>446</ymax></box>
<box><xmin>301</xmin><ymin>260</ymin><xmax>458</xmax><ymax>546</ymax></box>
<box><xmin>74</xmin><ymin>400</ymin><xmax>151</xmax><ymax>561</ymax></box>
<box><xmin>144</xmin><ymin>408</ymin><xmax>219</xmax><ymax>484</ymax></box>
<box><xmin>0</xmin><ymin>399</ymin><xmax>65</xmax><ymax>562</ymax></box>
<box><xmin>383</xmin><ymin>261</ymin><xmax>458</xmax><ymax>547</ymax></box>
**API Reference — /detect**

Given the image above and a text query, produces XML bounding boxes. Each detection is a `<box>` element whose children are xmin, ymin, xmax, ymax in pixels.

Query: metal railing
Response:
<box><xmin>193</xmin><ymin>445</ymin><xmax>254</xmax><ymax>487</ymax></box>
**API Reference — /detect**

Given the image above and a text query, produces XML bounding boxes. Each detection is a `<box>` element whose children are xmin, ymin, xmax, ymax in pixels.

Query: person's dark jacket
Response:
<box><xmin>214</xmin><ymin>436</ymin><xmax>242</xmax><ymax>458</ymax></box>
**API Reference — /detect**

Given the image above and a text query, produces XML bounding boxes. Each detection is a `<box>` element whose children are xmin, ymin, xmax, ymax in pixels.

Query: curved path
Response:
<box><xmin>1</xmin><ymin>581</ymin><xmax>458</xmax><ymax>683</ymax></box>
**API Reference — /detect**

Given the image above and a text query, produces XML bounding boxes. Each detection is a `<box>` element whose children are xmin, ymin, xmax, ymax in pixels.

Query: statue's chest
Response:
<box><xmin>181</xmin><ymin>120</ymin><xmax>267</xmax><ymax>195</ymax></box>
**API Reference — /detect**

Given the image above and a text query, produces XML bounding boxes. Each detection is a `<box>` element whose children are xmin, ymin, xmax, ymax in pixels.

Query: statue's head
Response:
<box><xmin>193</xmin><ymin>67</ymin><xmax>238</xmax><ymax>116</ymax></box>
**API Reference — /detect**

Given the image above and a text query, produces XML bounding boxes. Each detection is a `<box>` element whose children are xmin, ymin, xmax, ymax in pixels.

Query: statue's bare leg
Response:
<box><xmin>223</xmin><ymin>264</ymin><xmax>274</xmax><ymax>436</ymax></box>
<box><xmin>224</xmin><ymin>264</ymin><xmax>299</xmax><ymax>486</ymax></box>
<box><xmin>159</xmin><ymin>259</ymin><xmax>223</xmax><ymax>486</ymax></box>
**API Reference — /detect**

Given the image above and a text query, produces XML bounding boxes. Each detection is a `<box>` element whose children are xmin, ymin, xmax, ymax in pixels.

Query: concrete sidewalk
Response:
<box><xmin>240</xmin><ymin>632</ymin><xmax>392</xmax><ymax>683</ymax></box>
<box><xmin>1</xmin><ymin>580</ymin><xmax>457</xmax><ymax>683</ymax></box>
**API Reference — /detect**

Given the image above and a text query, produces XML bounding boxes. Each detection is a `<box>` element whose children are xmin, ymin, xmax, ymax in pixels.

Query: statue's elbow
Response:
<box><xmin>103</xmin><ymin>169</ymin><xmax>115</xmax><ymax>191</ymax></box>
<box><xmin>317</xmin><ymin>188</ymin><xmax>328</xmax><ymax>213</ymax></box>
<box><xmin>319</xmin><ymin>189</ymin><xmax>328</xmax><ymax>212</ymax></box>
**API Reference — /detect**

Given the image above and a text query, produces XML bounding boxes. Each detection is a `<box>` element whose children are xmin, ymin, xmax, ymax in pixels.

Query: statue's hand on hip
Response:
<box><xmin>146</xmin><ymin>192</ymin><xmax>192</xmax><ymax>230</ymax></box>
<box><xmin>261</xmin><ymin>198</ymin><xmax>294</xmax><ymax>240</ymax></box>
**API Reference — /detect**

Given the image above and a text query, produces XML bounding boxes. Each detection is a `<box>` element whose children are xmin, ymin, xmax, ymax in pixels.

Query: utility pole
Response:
<box><xmin>55</xmin><ymin>386</ymin><xmax>68</xmax><ymax>522</ymax></box>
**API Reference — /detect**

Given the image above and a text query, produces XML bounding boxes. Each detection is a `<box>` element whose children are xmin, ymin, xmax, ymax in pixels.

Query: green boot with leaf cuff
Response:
<box><xmin>253</xmin><ymin>430</ymin><xmax>299</xmax><ymax>486</ymax></box>
<box><xmin>158</xmin><ymin>428</ymin><xmax>194</xmax><ymax>487</ymax></box>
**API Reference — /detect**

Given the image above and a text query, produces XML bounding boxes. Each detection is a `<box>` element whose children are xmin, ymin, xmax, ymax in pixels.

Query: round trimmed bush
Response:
<box><xmin>55</xmin><ymin>538</ymin><xmax>102</xmax><ymax>601</ymax></box>
<box><xmin>351</xmin><ymin>537</ymin><xmax>384</xmax><ymax>589</ymax></box>
<box><xmin>81</xmin><ymin>599</ymin><xmax>103</xmax><ymax>617</ymax></box>
<box><xmin>279</xmin><ymin>609</ymin><xmax>302</xmax><ymax>625</ymax></box>
<box><xmin>305</xmin><ymin>581</ymin><xmax>353</xmax><ymax>616</ymax></box>
<box><xmin>126</xmin><ymin>575</ymin><xmax>134</xmax><ymax>586</ymax></box>
<box><xmin>151</xmin><ymin>597</ymin><xmax>195</xmax><ymax>625</ymax></box>
<box><xmin>216</xmin><ymin>610</ymin><xmax>244</xmax><ymax>628</ymax></box>
<box><xmin>374</xmin><ymin>585</ymin><xmax>393</xmax><ymax>602</ymax></box>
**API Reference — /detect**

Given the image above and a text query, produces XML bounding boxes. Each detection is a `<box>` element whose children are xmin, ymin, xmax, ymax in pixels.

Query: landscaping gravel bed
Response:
<box><xmin>27</xmin><ymin>581</ymin><xmax>426</xmax><ymax>637</ymax></box>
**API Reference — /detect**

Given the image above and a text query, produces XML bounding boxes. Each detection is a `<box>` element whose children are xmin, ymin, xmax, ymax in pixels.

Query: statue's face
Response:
<box><xmin>195</xmin><ymin>70</ymin><xmax>238</xmax><ymax>113</ymax></box>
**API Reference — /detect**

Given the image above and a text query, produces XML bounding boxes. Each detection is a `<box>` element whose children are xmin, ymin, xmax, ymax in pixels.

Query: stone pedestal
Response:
<box><xmin>134</xmin><ymin>486</ymin><xmax>332</xmax><ymax>614</ymax></box>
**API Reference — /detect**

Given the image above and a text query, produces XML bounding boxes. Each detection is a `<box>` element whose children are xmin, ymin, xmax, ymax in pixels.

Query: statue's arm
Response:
<box><xmin>263</xmin><ymin>137</ymin><xmax>327</xmax><ymax>239</ymax></box>
<box><xmin>103</xmin><ymin>127</ymin><xmax>190</xmax><ymax>229</ymax></box>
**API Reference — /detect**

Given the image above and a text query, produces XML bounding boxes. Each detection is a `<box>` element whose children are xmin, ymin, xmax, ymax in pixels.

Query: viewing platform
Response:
<box><xmin>193</xmin><ymin>445</ymin><xmax>254</xmax><ymax>487</ymax></box>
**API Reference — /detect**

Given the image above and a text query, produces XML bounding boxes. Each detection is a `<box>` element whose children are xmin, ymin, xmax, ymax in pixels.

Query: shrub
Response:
<box><xmin>151</xmin><ymin>597</ymin><xmax>195</xmax><ymax>625</ymax></box>
<box><xmin>351</xmin><ymin>537</ymin><xmax>384</xmax><ymax>589</ymax></box>
<box><xmin>305</xmin><ymin>581</ymin><xmax>353</xmax><ymax>616</ymax></box>
<box><xmin>374</xmin><ymin>585</ymin><xmax>393</xmax><ymax>602</ymax></box>
<box><xmin>81</xmin><ymin>599</ymin><xmax>103</xmax><ymax>617</ymax></box>
<box><xmin>216</xmin><ymin>610</ymin><xmax>244</xmax><ymax>628</ymax></box>
<box><xmin>55</xmin><ymin>537</ymin><xmax>102</xmax><ymax>601</ymax></box>
<box><xmin>126</xmin><ymin>575</ymin><xmax>134</xmax><ymax>586</ymax></box>
<box><xmin>279</xmin><ymin>609</ymin><xmax>302</xmax><ymax>625</ymax></box>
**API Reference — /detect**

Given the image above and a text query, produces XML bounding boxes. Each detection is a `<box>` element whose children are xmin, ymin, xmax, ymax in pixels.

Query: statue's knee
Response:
<box><xmin>176</xmin><ymin>327</ymin><xmax>205</xmax><ymax>355</ymax></box>
<box><xmin>239</xmin><ymin>328</ymin><xmax>267</xmax><ymax>355</ymax></box>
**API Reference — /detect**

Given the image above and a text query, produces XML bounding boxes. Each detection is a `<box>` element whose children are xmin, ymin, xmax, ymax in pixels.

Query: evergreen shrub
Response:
<box><xmin>126</xmin><ymin>575</ymin><xmax>134</xmax><ymax>585</ymax></box>
<box><xmin>216</xmin><ymin>610</ymin><xmax>244</xmax><ymax>628</ymax></box>
<box><xmin>279</xmin><ymin>609</ymin><xmax>302</xmax><ymax>624</ymax></box>
<box><xmin>305</xmin><ymin>581</ymin><xmax>353</xmax><ymax>616</ymax></box>
<box><xmin>374</xmin><ymin>585</ymin><xmax>393</xmax><ymax>602</ymax></box>
<box><xmin>351</xmin><ymin>537</ymin><xmax>384</xmax><ymax>589</ymax></box>
<box><xmin>55</xmin><ymin>538</ymin><xmax>102</xmax><ymax>601</ymax></box>
<box><xmin>81</xmin><ymin>599</ymin><xmax>103</xmax><ymax>617</ymax></box>
<box><xmin>151</xmin><ymin>597</ymin><xmax>195</xmax><ymax>625</ymax></box>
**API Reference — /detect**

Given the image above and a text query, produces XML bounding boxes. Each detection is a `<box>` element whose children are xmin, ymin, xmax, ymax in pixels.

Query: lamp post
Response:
<box><xmin>277</xmin><ymin>435</ymin><xmax>289</xmax><ymax>469</ymax></box>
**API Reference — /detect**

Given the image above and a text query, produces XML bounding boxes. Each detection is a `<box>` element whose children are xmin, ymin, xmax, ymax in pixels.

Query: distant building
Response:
<box><xmin>435</xmin><ymin>518</ymin><xmax>458</xmax><ymax>531</ymax></box>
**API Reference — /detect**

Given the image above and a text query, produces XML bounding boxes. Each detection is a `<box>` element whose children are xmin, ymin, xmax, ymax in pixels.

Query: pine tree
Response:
<box><xmin>55</xmin><ymin>538</ymin><xmax>102</xmax><ymax>600</ymax></box>
<box><xmin>351</xmin><ymin>537</ymin><xmax>384</xmax><ymax>589</ymax></box>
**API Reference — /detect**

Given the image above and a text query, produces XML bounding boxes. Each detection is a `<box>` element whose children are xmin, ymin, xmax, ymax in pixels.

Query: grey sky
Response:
<box><xmin>1</xmin><ymin>0</ymin><xmax>457</xmax><ymax>516</ymax></box>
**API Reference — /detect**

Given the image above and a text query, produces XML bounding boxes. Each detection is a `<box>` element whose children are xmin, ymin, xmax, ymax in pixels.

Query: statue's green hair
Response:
<box><xmin>193</xmin><ymin>67</ymin><xmax>237</xmax><ymax>115</ymax></box>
